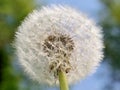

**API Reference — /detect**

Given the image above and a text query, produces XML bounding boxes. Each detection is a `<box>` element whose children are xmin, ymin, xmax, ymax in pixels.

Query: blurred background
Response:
<box><xmin>0</xmin><ymin>0</ymin><xmax>120</xmax><ymax>90</ymax></box>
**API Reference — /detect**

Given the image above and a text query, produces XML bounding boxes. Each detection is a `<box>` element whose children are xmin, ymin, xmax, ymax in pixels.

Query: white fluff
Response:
<box><xmin>15</xmin><ymin>5</ymin><xmax>104</xmax><ymax>85</ymax></box>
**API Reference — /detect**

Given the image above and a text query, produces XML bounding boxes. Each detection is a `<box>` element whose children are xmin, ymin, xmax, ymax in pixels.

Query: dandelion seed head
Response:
<box><xmin>15</xmin><ymin>5</ymin><xmax>104</xmax><ymax>85</ymax></box>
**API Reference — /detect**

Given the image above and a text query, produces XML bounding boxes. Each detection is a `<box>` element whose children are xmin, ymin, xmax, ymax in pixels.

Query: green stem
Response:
<box><xmin>58</xmin><ymin>70</ymin><xmax>69</xmax><ymax>90</ymax></box>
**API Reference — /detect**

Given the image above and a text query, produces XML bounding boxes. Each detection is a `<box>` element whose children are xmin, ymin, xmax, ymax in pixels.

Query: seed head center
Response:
<box><xmin>43</xmin><ymin>33</ymin><xmax>74</xmax><ymax>76</ymax></box>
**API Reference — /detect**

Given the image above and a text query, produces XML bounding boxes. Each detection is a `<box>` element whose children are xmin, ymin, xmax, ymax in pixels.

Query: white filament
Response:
<box><xmin>15</xmin><ymin>5</ymin><xmax>104</xmax><ymax>85</ymax></box>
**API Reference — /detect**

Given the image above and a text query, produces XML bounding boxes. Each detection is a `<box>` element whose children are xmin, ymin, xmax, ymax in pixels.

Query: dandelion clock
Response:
<box><xmin>15</xmin><ymin>5</ymin><xmax>104</xmax><ymax>90</ymax></box>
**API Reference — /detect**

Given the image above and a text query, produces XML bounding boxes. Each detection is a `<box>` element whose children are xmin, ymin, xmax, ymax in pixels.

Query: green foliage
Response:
<box><xmin>0</xmin><ymin>0</ymin><xmax>36</xmax><ymax>90</ymax></box>
<box><xmin>100</xmin><ymin>0</ymin><xmax>120</xmax><ymax>69</ymax></box>
<box><xmin>0</xmin><ymin>0</ymin><xmax>35</xmax><ymax>47</ymax></box>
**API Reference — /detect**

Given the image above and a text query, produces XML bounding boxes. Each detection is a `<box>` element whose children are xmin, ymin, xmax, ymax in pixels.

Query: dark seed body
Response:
<box><xmin>42</xmin><ymin>33</ymin><xmax>74</xmax><ymax>77</ymax></box>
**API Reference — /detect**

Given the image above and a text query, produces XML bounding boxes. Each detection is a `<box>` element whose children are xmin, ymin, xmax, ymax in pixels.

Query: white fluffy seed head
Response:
<box><xmin>15</xmin><ymin>5</ymin><xmax>104</xmax><ymax>85</ymax></box>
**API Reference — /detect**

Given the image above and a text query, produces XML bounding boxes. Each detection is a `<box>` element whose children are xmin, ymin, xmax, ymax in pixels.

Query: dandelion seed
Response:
<box><xmin>15</xmin><ymin>5</ymin><xmax>104</xmax><ymax>85</ymax></box>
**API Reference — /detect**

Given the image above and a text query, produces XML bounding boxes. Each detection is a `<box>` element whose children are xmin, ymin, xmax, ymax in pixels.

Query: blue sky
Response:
<box><xmin>40</xmin><ymin>0</ymin><xmax>102</xmax><ymax>21</ymax></box>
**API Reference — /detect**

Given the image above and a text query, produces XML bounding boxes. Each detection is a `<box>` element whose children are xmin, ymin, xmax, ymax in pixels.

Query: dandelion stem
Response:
<box><xmin>58</xmin><ymin>70</ymin><xmax>69</xmax><ymax>90</ymax></box>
